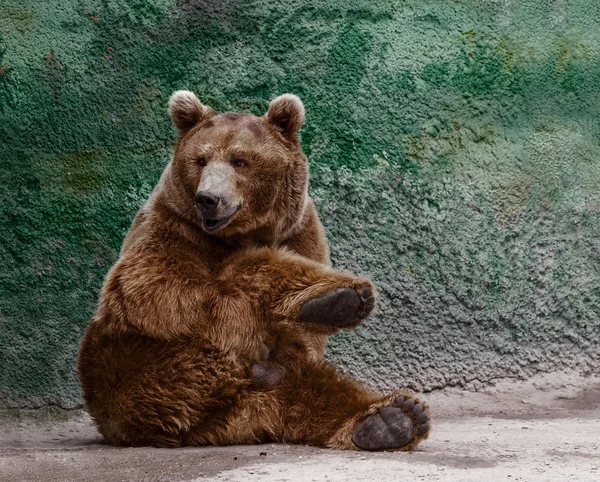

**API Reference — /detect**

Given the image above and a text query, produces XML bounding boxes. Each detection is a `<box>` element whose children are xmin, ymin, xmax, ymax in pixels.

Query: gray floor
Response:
<box><xmin>2</xmin><ymin>371</ymin><xmax>599</xmax><ymax>482</ymax></box>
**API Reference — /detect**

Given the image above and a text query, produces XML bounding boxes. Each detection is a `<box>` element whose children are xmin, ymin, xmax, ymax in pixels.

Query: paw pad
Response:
<box><xmin>251</xmin><ymin>362</ymin><xmax>283</xmax><ymax>388</ymax></box>
<box><xmin>352</xmin><ymin>396</ymin><xmax>430</xmax><ymax>451</ymax></box>
<box><xmin>300</xmin><ymin>286</ymin><xmax>375</xmax><ymax>328</ymax></box>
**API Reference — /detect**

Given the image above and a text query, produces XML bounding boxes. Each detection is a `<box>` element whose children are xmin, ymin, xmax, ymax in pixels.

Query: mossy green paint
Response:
<box><xmin>1</xmin><ymin>0</ymin><xmax>600</xmax><ymax>406</ymax></box>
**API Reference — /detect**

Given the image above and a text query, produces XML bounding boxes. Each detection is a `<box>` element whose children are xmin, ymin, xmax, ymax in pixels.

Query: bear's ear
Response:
<box><xmin>168</xmin><ymin>90</ymin><xmax>214</xmax><ymax>136</ymax></box>
<box><xmin>265</xmin><ymin>94</ymin><xmax>305</xmax><ymax>140</ymax></box>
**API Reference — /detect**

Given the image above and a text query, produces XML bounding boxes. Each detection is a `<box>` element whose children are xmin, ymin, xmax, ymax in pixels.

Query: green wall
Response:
<box><xmin>1</xmin><ymin>0</ymin><xmax>600</xmax><ymax>407</ymax></box>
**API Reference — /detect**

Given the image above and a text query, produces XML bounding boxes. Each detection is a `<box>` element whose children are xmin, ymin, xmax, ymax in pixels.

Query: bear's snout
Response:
<box><xmin>195</xmin><ymin>191</ymin><xmax>221</xmax><ymax>213</ymax></box>
<box><xmin>195</xmin><ymin>190</ymin><xmax>240</xmax><ymax>233</ymax></box>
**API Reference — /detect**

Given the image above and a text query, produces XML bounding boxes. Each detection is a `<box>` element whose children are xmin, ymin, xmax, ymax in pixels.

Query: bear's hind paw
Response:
<box><xmin>351</xmin><ymin>395</ymin><xmax>430</xmax><ymax>451</ymax></box>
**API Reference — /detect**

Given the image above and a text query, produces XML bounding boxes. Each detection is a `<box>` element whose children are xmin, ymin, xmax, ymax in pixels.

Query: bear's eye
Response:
<box><xmin>196</xmin><ymin>157</ymin><xmax>207</xmax><ymax>167</ymax></box>
<box><xmin>231</xmin><ymin>158</ymin><xmax>247</xmax><ymax>168</ymax></box>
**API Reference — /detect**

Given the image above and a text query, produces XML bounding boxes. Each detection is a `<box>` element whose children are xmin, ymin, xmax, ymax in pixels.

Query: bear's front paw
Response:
<box><xmin>351</xmin><ymin>395</ymin><xmax>430</xmax><ymax>451</ymax></box>
<box><xmin>299</xmin><ymin>285</ymin><xmax>375</xmax><ymax>328</ymax></box>
<box><xmin>251</xmin><ymin>361</ymin><xmax>284</xmax><ymax>389</ymax></box>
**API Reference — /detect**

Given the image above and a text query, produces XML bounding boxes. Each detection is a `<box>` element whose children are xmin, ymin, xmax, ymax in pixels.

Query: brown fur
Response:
<box><xmin>78</xmin><ymin>92</ymin><xmax>430</xmax><ymax>450</ymax></box>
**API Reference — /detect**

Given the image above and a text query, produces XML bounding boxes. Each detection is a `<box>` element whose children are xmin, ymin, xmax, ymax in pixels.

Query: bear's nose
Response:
<box><xmin>195</xmin><ymin>192</ymin><xmax>221</xmax><ymax>212</ymax></box>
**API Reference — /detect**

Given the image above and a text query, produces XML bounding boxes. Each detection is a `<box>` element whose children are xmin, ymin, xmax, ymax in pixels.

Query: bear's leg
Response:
<box><xmin>275</xmin><ymin>362</ymin><xmax>430</xmax><ymax>451</ymax></box>
<box><xmin>196</xmin><ymin>361</ymin><xmax>430</xmax><ymax>451</ymax></box>
<box><xmin>220</xmin><ymin>247</ymin><xmax>376</xmax><ymax>329</ymax></box>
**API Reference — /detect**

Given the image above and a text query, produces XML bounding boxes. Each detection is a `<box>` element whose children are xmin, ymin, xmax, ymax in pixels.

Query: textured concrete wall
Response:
<box><xmin>1</xmin><ymin>0</ymin><xmax>600</xmax><ymax>407</ymax></box>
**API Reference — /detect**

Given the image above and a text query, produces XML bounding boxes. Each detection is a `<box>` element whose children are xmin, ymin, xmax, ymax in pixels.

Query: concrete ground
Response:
<box><xmin>2</xmin><ymin>372</ymin><xmax>599</xmax><ymax>482</ymax></box>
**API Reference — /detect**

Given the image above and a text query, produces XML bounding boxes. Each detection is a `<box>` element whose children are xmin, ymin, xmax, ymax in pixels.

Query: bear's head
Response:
<box><xmin>165</xmin><ymin>91</ymin><xmax>309</xmax><ymax>242</ymax></box>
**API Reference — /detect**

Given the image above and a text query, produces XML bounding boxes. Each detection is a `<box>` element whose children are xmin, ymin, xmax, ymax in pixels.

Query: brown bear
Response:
<box><xmin>77</xmin><ymin>91</ymin><xmax>431</xmax><ymax>451</ymax></box>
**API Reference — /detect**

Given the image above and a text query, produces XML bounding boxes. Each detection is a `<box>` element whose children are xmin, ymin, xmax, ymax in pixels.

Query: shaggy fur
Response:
<box><xmin>78</xmin><ymin>92</ymin><xmax>430</xmax><ymax>450</ymax></box>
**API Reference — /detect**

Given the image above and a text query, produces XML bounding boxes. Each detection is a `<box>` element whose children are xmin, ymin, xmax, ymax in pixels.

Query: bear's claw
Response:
<box><xmin>351</xmin><ymin>395</ymin><xmax>430</xmax><ymax>451</ymax></box>
<box><xmin>300</xmin><ymin>286</ymin><xmax>374</xmax><ymax>328</ymax></box>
